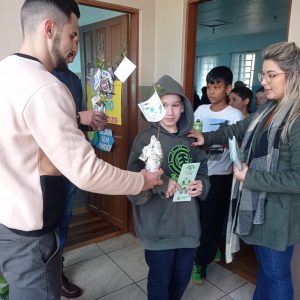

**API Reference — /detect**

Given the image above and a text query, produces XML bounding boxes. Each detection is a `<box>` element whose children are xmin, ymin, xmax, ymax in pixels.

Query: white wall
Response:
<box><xmin>0</xmin><ymin>1</ymin><xmax>23</xmax><ymax>60</ymax></box>
<box><xmin>155</xmin><ymin>0</ymin><xmax>185</xmax><ymax>82</ymax></box>
<box><xmin>288</xmin><ymin>0</ymin><xmax>300</xmax><ymax>46</ymax></box>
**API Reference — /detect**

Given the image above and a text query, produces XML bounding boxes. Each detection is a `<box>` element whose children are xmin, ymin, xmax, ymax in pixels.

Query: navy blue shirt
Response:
<box><xmin>52</xmin><ymin>68</ymin><xmax>83</xmax><ymax>113</ymax></box>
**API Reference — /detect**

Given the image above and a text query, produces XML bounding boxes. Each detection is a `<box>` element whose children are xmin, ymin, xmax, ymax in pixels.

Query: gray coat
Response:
<box><xmin>203</xmin><ymin>108</ymin><xmax>300</xmax><ymax>250</ymax></box>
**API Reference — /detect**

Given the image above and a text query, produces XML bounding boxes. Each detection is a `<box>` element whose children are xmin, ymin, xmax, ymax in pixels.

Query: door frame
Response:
<box><xmin>183</xmin><ymin>0</ymin><xmax>207</xmax><ymax>103</ymax></box>
<box><xmin>78</xmin><ymin>0</ymin><xmax>139</xmax><ymax>233</ymax></box>
<box><xmin>183</xmin><ymin>0</ymin><xmax>293</xmax><ymax>105</ymax></box>
<box><xmin>79</xmin><ymin>0</ymin><xmax>139</xmax><ymax>148</ymax></box>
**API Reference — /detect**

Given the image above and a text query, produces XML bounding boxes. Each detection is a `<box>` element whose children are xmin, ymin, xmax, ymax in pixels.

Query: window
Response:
<box><xmin>231</xmin><ymin>52</ymin><xmax>256</xmax><ymax>89</ymax></box>
<box><xmin>195</xmin><ymin>55</ymin><xmax>218</xmax><ymax>96</ymax></box>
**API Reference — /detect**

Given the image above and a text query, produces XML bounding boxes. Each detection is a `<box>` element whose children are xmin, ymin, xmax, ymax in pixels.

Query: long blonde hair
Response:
<box><xmin>263</xmin><ymin>42</ymin><xmax>300</xmax><ymax>143</ymax></box>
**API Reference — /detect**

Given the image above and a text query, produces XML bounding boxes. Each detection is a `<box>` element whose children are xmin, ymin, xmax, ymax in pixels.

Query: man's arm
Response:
<box><xmin>24</xmin><ymin>83</ymin><xmax>163</xmax><ymax>195</ymax></box>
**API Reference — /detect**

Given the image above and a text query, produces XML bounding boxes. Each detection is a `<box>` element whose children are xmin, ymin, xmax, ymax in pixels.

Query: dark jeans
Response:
<box><xmin>59</xmin><ymin>177</ymin><xmax>76</xmax><ymax>250</ymax></box>
<box><xmin>253</xmin><ymin>245</ymin><xmax>294</xmax><ymax>300</ymax></box>
<box><xmin>145</xmin><ymin>248</ymin><xmax>195</xmax><ymax>300</ymax></box>
<box><xmin>195</xmin><ymin>174</ymin><xmax>232</xmax><ymax>268</ymax></box>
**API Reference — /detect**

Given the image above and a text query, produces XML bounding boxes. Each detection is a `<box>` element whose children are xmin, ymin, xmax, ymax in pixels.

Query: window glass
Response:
<box><xmin>231</xmin><ymin>52</ymin><xmax>256</xmax><ymax>89</ymax></box>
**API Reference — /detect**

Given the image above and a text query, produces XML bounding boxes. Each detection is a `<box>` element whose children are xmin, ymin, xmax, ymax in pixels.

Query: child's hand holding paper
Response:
<box><xmin>186</xmin><ymin>180</ymin><xmax>203</xmax><ymax>197</ymax></box>
<box><xmin>165</xmin><ymin>179</ymin><xmax>182</xmax><ymax>199</ymax></box>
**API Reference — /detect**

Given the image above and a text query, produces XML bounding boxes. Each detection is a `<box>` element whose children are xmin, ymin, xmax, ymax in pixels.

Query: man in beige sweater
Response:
<box><xmin>0</xmin><ymin>1</ymin><xmax>163</xmax><ymax>299</ymax></box>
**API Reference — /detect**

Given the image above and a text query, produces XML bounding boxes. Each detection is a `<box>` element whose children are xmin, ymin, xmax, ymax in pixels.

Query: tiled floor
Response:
<box><xmin>62</xmin><ymin>233</ymin><xmax>255</xmax><ymax>300</ymax></box>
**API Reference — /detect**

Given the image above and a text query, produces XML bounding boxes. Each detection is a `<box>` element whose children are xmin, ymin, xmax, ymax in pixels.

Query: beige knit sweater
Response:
<box><xmin>0</xmin><ymin>54</ymin><xmax>143</xmax><ymax>233</ymax></box>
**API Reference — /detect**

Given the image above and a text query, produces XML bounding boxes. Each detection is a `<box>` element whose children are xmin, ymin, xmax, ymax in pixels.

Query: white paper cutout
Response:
<box><xmin>138</xmin><ymin>91</ymin><xmax>166</xmax><ymax>122</ymax></box>
<box><xmin>139</xmin><ymin>135</ymin><xmax>163</xmax><ymax>172</ymax></box>
<box><xmin>114</xmin><ymin>57</ymin><xmax>136</xmax><ymax>83</ymax></box>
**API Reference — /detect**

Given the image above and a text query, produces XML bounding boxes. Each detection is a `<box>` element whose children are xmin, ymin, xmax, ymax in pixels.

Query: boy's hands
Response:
<box><xmin>186</xmin><ymin>180</ymin><xmax>203</xmax><ymax>197</ymax></box>
<box><xmin>187</xmin><ymin>129</ymin><xmax>205</xmax><ymax>147</ymax></box>
<box><xmin>140</xmin><ymin>168</ymin><xmax>164</xmax><ymax>191</ymax></box>
<box><xmin>165</xmin><ymin>179</ymin><xmax>182</xmax><ymax>198</ymax></box>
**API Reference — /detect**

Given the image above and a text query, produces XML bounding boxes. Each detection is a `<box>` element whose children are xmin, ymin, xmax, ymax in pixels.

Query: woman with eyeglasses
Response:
<box><xmin>188</xmin><ymin>41</ymin><xmax>300</xmax><ymax>300</ymax></box>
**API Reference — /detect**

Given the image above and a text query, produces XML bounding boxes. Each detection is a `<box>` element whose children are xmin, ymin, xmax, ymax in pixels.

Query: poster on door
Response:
<box><xmin>105</xmin><ymin>80</ymin><xmax>122</xmax><ymax>125</ymax></box>
<box><xmin>86</xmin><ymin>67</ymin><xmax>122</xmax><ymax>126</ymax></box>
<box><xmin>86</xmin><ymin>68</ymin><xmax>122</xmax><ymax>150</ymax></box>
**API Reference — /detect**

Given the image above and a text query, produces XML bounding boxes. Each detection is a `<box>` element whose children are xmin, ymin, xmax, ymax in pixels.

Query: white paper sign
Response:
<box><xmin>173</xmin><ymin>163</ymin><xmax>200</xmax><ymax>202</ymax></box>
<box><xmin>138</xmin><ymin>91</ymin><xmax>166</xmax><ymax>122</ymax></box>
<box><xmin>114</xmin><ymin>57</ymin><xmax>136</xmax><ymax>83</ymax></box>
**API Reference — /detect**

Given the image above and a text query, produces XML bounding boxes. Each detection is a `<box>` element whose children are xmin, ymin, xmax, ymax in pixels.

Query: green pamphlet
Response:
<box><xmin>173</xmin><ymin>163</ymin><xmax>200</xmax><ymax>202</ymax></box>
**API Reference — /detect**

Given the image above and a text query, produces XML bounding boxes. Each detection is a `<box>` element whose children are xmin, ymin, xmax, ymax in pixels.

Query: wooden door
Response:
<box><xmin>79</xmin><ymin>15</ymin><xmax>130</xmax><ymax>231</ymax></box>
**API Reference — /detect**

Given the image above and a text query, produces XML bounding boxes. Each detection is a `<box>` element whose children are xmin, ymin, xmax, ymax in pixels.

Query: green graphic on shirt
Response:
<box><xmin>168</xmin><ymin>145</ymin><xmax>192</xmax><ymax>181</ymax></box>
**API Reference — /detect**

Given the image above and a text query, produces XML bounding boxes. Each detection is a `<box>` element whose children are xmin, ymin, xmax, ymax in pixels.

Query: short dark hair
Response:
<box><xmin>255</xmin><ymin>86</ymin><xmax>265</xmax><ymax>94</ymax></box>
<box><xmin>22</xmin><ymin>0</ymin><xmax>80</xmax><ymax>18</ymax></box>
<box><xmin>201</xmin><ymin>86</ymin><xmax>207</xmax><ymax>94</ymax></box>
<box><xmin>230</xmin><ymin>87</ymin><xmax>253</xmax><ymax>112</ymax></box>
<box><xmin>206</xmin><ymin>66</ymin><xmax>233</xmax><ymax>86</ymax></box>
<box><xmin>234</xmin><ymin>80</ymin><xmax>246</xmax><ymax>88</ymax></box>
<box><xmin>21</xmin><ymin>0</ymin><xmax>80</xmax><ymax>34</ymax></box>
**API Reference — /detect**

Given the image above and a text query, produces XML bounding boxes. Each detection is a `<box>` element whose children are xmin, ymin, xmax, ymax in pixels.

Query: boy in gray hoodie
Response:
<box><xmin>127</xmin><ymin>75</ymin><xmax>210</xmax><ymax>300</ymax></box>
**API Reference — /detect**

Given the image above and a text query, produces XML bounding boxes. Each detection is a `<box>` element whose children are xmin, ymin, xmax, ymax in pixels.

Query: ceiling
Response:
<box><xmin>78</xmin><ymin>5</ymin><xmax>124</xmax><ymax>27</ymax></box>
<box><xmin>77</xmin><ymin>2</ymin><xmax>289</xmax><ymax>43</ymax></box>
<box><xmin>197</xmin><ymin>0</ymin><xmax>290</xmax><ymax>41</ymax></box>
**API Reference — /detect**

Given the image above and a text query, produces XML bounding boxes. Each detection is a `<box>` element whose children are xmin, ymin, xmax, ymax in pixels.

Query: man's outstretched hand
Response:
<box><xmin>140</xmin><ymin>168</ymin><xmax>164</xmax><ymax>191</ymax></box>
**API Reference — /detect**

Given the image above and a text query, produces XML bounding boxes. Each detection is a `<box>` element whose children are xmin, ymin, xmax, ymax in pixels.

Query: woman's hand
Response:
<box><xmin>186</xmin><ymin>180</ymin><xmax>203</xmax><ymax>197</ymax></box>
<box><xmin>165</xmin><ymin>179</ymin><xmax>181</xmax><ymax>198</ymax></box>
<box><xmin>187</xmin><ymin>129</ymin><xmax>205</xmax><ymax>147</ymax></box>
<box><xmin>233</xmin><ymin>163</ymin><xmax>248</xmax><ymax>182</ymax></box>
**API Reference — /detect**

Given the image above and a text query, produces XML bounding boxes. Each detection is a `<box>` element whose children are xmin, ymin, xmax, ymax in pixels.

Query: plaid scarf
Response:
<box><xmin>226</xmin><ymin>100</ymin><xmax>284</xmax><ymax>263</ymax></box>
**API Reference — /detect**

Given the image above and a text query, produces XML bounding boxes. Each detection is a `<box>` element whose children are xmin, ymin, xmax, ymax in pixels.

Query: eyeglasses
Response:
<box><xmin>257</xmin><ymin>72</ymin><xmax>286</xmax><ymax>83</ymax></box>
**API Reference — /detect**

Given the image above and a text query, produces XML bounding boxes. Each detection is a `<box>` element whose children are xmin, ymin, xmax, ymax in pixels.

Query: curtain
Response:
<box><xmin>195</xmin><ymin>55</ymin><xmax>218</xmax><ymax>96</ymax></box>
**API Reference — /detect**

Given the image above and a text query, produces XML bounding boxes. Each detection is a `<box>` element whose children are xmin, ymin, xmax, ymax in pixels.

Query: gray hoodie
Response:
<box><xmin>127</xmin><ymin>75</ymin><xmax>210</xmax><ymax>250</ymax></box>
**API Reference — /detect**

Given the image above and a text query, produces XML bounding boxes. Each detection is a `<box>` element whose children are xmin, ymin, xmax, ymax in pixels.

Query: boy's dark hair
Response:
<box><xmin>230</xmin><ymin>87</ymin><xmax>253</xmax><ymax>112</ymax></box>
<box><xmin>255</xmin><ymin>86</ymin><xmax>265</xmax><ymax>94</ymax></box>
<box><xmin>234</xmin><ymin>80</ymin><xmax>246</xmax><ymax>88</ymax></box>
<box><xmin>206</xmin><ymin>66</ymin><xmax>233</xmax><ymax>86</ymax></box>
<box><xmin>21</xmin><ymin>0</ymin><xmax>80</xmax><ymax>34</ymax></box>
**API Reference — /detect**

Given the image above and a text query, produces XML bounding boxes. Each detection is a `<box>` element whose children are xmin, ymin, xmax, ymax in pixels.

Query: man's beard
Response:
<box><xmin>52</xmin><ymin>34</ymin><xmax>68</xmax><ymax>71</ymax></box>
